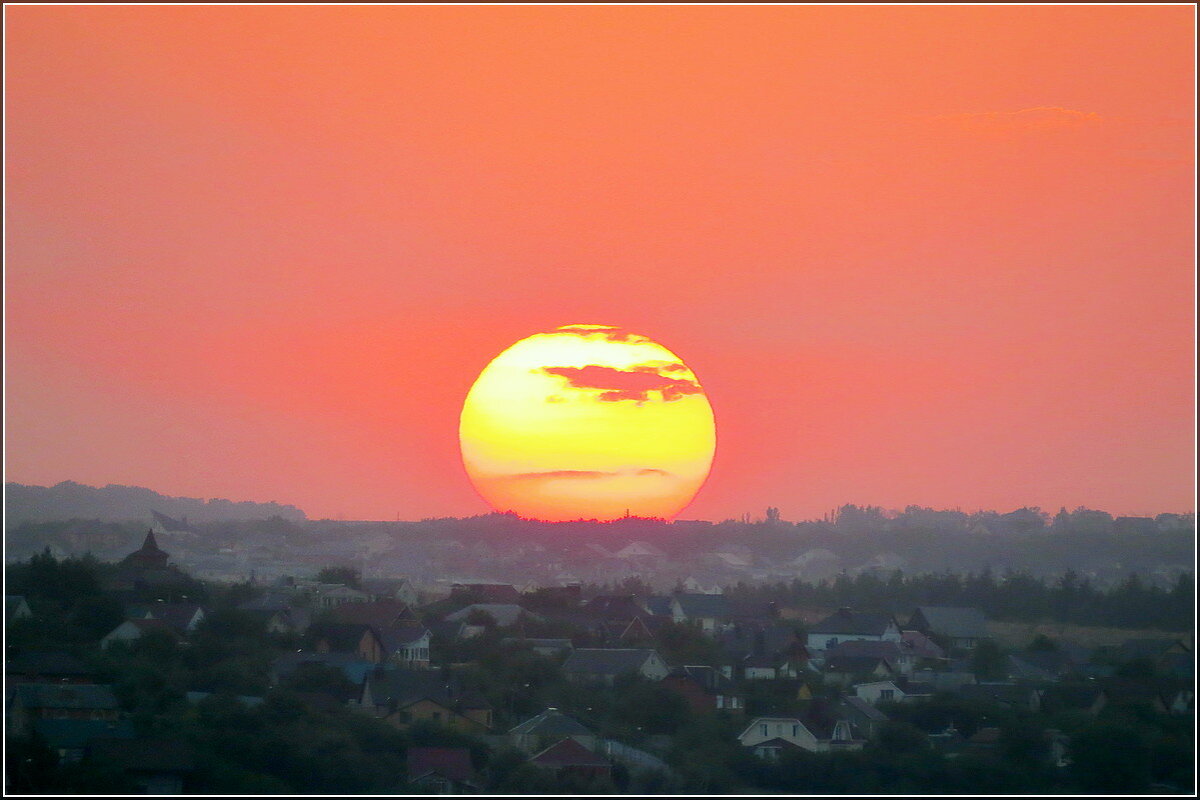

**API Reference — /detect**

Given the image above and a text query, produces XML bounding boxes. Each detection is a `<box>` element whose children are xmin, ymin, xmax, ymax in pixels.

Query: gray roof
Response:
<box><xmin>13</xmin><ymin>683</ymin><xmax>119</xmax><ymax>711</ymax></box>
<box><xmin>562</xmin><ymin>648</ymin><xmax>661</xmax><ymax>676</ymax></box>
<box><xmin>908</xmin><ymin>607</ymin><xmax>989</xmax><ymax>639</ymax></box>
<box><xmin>638</xmin><ymin>596</ymin><xmax>673</xmax><ymax>616</ymax></box>
<box><xmin>826</xmin><ymin>640</ymin><xmax>904</xmax><ymax>660</ymax></box>
<box><xmin>444</xmin><ymin>604</ymin><xmax>541</xmax><ymax>627</ymax></box>
<box><xmin>672</xmin><ymin>593</ymin><xmax>730</xmax><ymax>619</ymax></box>
<box><xmin>839</xmin><ymin>695</ymin><xmax>889</xmax><ymax>722</ymax></box>
<box><xmin>508</xmin><ymin>707</ymin><xmax>593</xmax><ymax>737</ymax></box>
<box><xmin>809</xmin><ymin>609</ymin><xmax>898</xmax><ymax>636</ymax></box>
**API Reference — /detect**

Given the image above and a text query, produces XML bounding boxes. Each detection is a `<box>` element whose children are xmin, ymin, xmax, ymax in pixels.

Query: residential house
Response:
<box><xmin>6</xmin><ymin>595</ymin><xmax>33</xmax><ymax>622</ymax></box>
<box><xmin>529</xmin><ymin>737</ymin><xmax>612</xmax><ymax>782</ymax></box>
<box><xmin>662</xmin><ymin>666</ymin><xmax>744</xmax><ymax>714</ymax></box>
<box><xmin>357</xmin><ymin>670</ymin><xmax>492</xmax><ymax>733</ymax></box>
<box><xmin>269</xmin><ymin>652</ymin><xmax>377</xmax><ymax>688</ymax></box>
<box><xmin>1008</xmin><ymin>651</ymin><xmax>1078</xmax><ymax>683</ymax></box>
<box><xmin>361</xmin><ymin>578</ymin><xmax>419</xmax><ymax>607</ymax></box>
<box><xmin>853</xmin><ymin>680</ymin><xmax>906</xmax><ymax>706</ymax></box>
<box><xmin>561</xmin><ymin>649</ymin><xmax>670</xmax><ymax>684</ymax></box>
<box><xmin>100</xmin><ymin>618</ymin><xmax>181</xmax><ymax>650</ymax></box>
<box><xmin>670</xmin><ymin>593</ymin><xmax>731</xmax><ymax>634</ymax></box>
<box><xmin>445</xmin><ymin>604</ymin><xmax>543</xmax><ymax>628</ymax></box>
<box><xmin>128</xmin><ymin>603</ymin><xmax>205</xmax><ymax>636</ymax></box>
<box><xmin>508</xmin><ymin>708</ymin><xmax>599</xmax><ymax>754</ymax></box>
<box><xmin>237</xmin><ymin>596</ymin><xmax>311</xmax><ymax>634</ymax></box>
<box><xmin>8</xmin><ymin>684</ymin><xmax>120</xmax><ymax>736</ymax></box>
<box><xmin>824</xmin><ymin>654</ymin><xmax>897</xmax><ymax>686</ymax></box>
<box><xmin>309</xmin><ymin>622</ymin><xmax>385</xmax><ymax>664</ymax></box>
<box><xmin>406</xmin><ymin>747</ymin><xmax>480</xmax><ymax>794</ymax></box>
<box><xmin>835</xmin><ymin>696</ymin><xmax>889</xmax><ymax>739</ymax></box>
<box><xmin>379</xmin><ymin>622</ymin><xmax>432</xmax><ymax>669</ymax></box>
<box><xmin>901</xmin><ymin>630</ymin><xmax>946</xmax><ymax>663</ymax></box>
<box><xmin>806</xmin><ymin>608</ymin><xmax>902</xmax><ymax>652</ymax></box>
<box><xmin>738</xmin><ymin>710</ymin><xmax>861</xmax><ymax>756</ymax></box>
<box><xmin>825</xmin><ymin>639</ymin><xmax>913</xmax><ymax>676</ymax></box>
<box><xmin>906</xmin><ymin>607</ymin><xmax>990</xmax><ymax>650</ymax></box>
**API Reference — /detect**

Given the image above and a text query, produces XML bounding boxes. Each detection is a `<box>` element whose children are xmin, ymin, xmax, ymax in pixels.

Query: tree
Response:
<box><xmin>316</xmin><ymin>566</ymin><xmax>360</xmax><ymax>589</ymax></box>
<box><xmin>1070</xmin><ymin>722</ymin><xmax>1151</xmax><ymax>793</ymax></box>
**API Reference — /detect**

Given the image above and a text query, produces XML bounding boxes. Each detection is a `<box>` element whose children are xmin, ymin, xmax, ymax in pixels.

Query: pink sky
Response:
<box><xmin>6</xmin><ymin>5</ymin><xmax>1195</xmax><ymax>520</ymax></box>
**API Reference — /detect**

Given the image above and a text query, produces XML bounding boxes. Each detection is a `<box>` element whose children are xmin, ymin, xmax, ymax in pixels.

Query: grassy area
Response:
<box><xmin>987</xmin><ymin>620</ymin><xmax>1190</xmax><ymax>650</ymax></box>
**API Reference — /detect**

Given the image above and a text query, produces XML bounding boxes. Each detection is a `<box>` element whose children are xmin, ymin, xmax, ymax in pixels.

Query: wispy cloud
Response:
<box><xmin>540</xmin><ymin>364</ymin><xmax>702</xmax><ymax>403</ymax></box>
<box><xmin>554</xmin><ymin>325</ymin><xmax>650</xmax><ymax>344</ymax></box>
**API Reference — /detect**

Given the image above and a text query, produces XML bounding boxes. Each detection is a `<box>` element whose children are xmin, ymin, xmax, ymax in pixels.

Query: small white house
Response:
<box><xmin>806</xmin><ymin>609</ymin><xmax>902</xmax><ymax>652</ymax></box>
<box><xmin>854</xmin><ymin>680</ymin><xmax>906</xmax><ymax>706</ymax></box>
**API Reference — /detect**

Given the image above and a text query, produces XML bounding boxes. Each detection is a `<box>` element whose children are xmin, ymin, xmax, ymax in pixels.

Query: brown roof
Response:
<box><xmin>407</xmin><ymin>747</ymin><xmax>476</xmax><ymax>785</ymax></box>
<box><xmin>529</xmin><ymin>737</ymin><xmax>610</xmax><ymax>768</ymax></box>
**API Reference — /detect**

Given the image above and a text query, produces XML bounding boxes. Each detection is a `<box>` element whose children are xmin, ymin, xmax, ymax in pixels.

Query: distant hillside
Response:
<box><xmin>4</xmin><ymin>481</ymin><xmax>307</xmax><ymax>525</ymax></box>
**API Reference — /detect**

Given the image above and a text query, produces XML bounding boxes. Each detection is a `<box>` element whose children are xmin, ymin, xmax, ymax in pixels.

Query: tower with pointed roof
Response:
<box><xmin>121</xmin><ymin>531</ymin><xmax>170</xmax><ymax>570</ymax></box>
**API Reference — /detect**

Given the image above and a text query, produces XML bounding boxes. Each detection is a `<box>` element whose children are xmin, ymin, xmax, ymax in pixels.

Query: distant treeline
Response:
<box><xmin>5</xmin><ymin>481</ymin><xmax>307</xmax><ymax>525</ymax></box>
<box><xmin>724</xmin><ymin>568</ymin><xmax>1195</xmax><ymax>632</ymax></box>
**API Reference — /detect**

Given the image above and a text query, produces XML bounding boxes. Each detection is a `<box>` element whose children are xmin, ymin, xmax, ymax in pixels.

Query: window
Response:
<box><xmin>828</xmin><ymin>638</ymin><xmax>838</xmax><ymax>647</ymax></box>
<box><xmin>792</xmin><ymin>724</ymin><xmax>799</xmax><ymax>737</ymax></box>
<box><xmin>761</xmin><ymin>724</ymin><xmax>768</xmax><ymax>736</ymax></box>
<box><xmin>880</xmin><ymin>689</ymin><xmax>894</xmax><ymax>701</ymax></box>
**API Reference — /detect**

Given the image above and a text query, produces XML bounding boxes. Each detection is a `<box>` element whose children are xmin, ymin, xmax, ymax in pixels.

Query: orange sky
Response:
<box><xmin>6</xmin><ymin>5</ymin><xmax>1195</xmax><ymax>521</ymax></box>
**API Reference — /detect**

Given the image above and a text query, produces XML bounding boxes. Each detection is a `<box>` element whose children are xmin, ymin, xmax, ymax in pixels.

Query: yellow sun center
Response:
<box><xmin>459</xmin><ymin>325</ymin><xmax>716</xmax><ymax>522</ymax></box>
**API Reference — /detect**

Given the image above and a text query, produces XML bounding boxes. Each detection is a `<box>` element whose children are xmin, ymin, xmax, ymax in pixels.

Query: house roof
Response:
<box><xmin>6</xmin><ymin>595</ymin><xmax>30</xmax><ymax>618</ymax></box>
<box><xmin>33</xmin><ymin>719</ymin><xmax>134</xmax><ymax>750</ymax></box>
<box><xmin>364</xmin><ymin>669</ymin><xmax>453</xmax><ymax>709</ymax></box>
<box><xmin>826</xmin><ymin>640</ymin><xmax>904</xmax><ymax>661</ymax></box>
<box><xmin>445</xmin><ymin>604</ymin><xmax>540</xmax><ymax>627</ymax></box>
<box><xmin>750</xmin><ymin>736</ymin><xmax>808</xmax><ymax>752</ymax></box>
<box><xmin>672</xmin><ymin>593</ymin><xmax>730</xmax><ymax>619</ymax></box>
<box><xmin>377</xmin><ymin>621</ymin><xmax>432</xmax><ymax>653</ymax></box>
<box><xmin>146</xmin><ymin>604</ymin><xmax>203</xmax><ymax>634</ymax></box>
<box><xmin>407</xmin><ymin>747</ymin><xmax>477</xmax><ymax>785</ymax></box>
<box><xmin>329</xmin><ymin>599</ymin><xmax>415</xmax><ymax>629</ymax></box>
<box><xmin>908</xmin><ymin>607</ymin><xmax>989</xmax><ymax>639</ymax></box>
<box><xmin>738</xmin><ymin>716</ymin><xmax>805</xmax><ymax>739</ymax></box>
<box><xmin>310</xmin><ymin>622</ymin><xmax>379</xmax><ymax>653</ymax></box>
<box><xmin>13</xmin><ymin>683</ymin><xmax>119</xmax><ymax>711</ymax></box>
<box><xmin>529</xmin><ymin>737</ymin><xmax>610</xmax><ymax>768</ymax></box>
<box><xmin>638</xmin><ymin>595</ymin><xmax>673</xmax><ymax>617</ymax></box>
<box><xmin>825</xmin><ymin>655</ymin><xmax>894</xmax><ymax>675</ymax></box>
<box><xmin>508</xmin><ymin>708</ymin><xmax>593</xmax><ymax>738</ymax></box>
<box><xmin>271</xmin><ymin>652</ymin><xmax>377</xmax><ymax>685</ymax></box>
<box><xmin>838</xmin><ymin>695</ymin><xmax>889</xmax><ymax>722</ymax></box>
<box><xmin>901</xmin><ymin>630</ymin><xmax>946</xmax><ymax>660</ymax></box>
<box><xmin>809</xmin><ymin>609</ymin><xmax>898</xmax><ymax>636</ymax></box>
<box><xmin>562</xmin><ymin>648</ymin><xmax>661</xmax><ymax>676</ymax></box>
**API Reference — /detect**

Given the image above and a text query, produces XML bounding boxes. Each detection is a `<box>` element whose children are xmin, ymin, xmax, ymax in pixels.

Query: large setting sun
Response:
<box><xmin>460</xmin><ymin>325</ymin><xmax>716</xmax><ymax>522</ymax></box>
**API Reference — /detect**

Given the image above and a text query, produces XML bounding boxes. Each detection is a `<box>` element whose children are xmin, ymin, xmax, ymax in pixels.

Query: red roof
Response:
<box><xmin>407</xmin><ymin>747</ymin><xmax>476</xmax><ymax>784</ymax></box>
<box><xmin>529</xmin><ymin>737</ymin><xmax>610</xmax><ymax>768</ymax></box>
